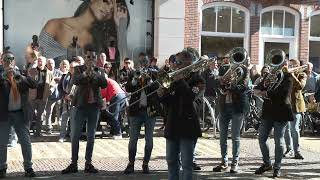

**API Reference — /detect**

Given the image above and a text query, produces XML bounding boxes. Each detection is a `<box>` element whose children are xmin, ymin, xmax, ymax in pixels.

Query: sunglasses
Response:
<box><xmin>124</xmin><ymin>61</ymin><xmax>131</xmax><ymax>64</ymax></box>
<box><xmin>86</xmin><ymin>55</ymin><xmax>96</xmax><ymax>59</ymax></box>
<box><xmin>3</xmin><ymin>56</ymin><xmax>15</xmax><ymax>62</ymax></box>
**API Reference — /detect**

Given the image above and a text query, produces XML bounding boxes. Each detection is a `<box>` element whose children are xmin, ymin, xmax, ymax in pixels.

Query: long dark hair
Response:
<box><xmin>74</xmin><ymin>0</ymin><xmax>130</xmax><ymax>53</ymax></box>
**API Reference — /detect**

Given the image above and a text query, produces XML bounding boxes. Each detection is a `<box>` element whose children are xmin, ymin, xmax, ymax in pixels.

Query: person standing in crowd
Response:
<box><xmin>123</xmin><ymin>67</ymin><xmax>159</xmax><ymax>174</ymax></box>
<box><xmin>43</xmin><ymin>58</ymin><xmax>63</xmax><ymax>134</ymax></box>
<box><xmin>101</xmin><ymin>77</ymin><xmax>126</xmax><ymax>139</ymax></box>
<box><xmin>201</xmin><ymin>58</ymin><xmax>219</xmax><ymax>103</ymax></box>
<box><xmin>137</xmin><ymin>52</ymin><xmax>149</xmax><ymax>70</ymax></box>
<box><xmin>147</xmin><ymin>57</ymin><xmax>159</xmax><ymax>81</ymax></box>
<box><xmin>250</xmin><ymin>65</ymin><xmax>260</xmax><ymax>84</ymax></box>
<box><xmin>304</xmin><ymin>62</ymin><xmax>319</xmax><ymax>100</ymax></box>
<box><xmin>283</xmin><ymin>59</ymin><xmax>307</xmax><ymax>159</ymax></box>
<box><xmin>158</xmin><ymin>49</ymin><xmax>204</xmax><ymax>180</ymax></box>
<box><xmin>96</xmin><ymin>53</ymin><xmax>107</xmax><ymax>68</ymax></box>
<box><xmin>61</xmin><ymin>45</ymin><xmax>107</xmax><ymax>174</ymax></box>
<box><xmin>254</xmin><ymin>61</ymin><xmax>294</xmax><ymax>178</ymax></box>
<box><xmin>212</xmin><ymin>54</ymin><xmax>249</xmax><ymax>173</ymax></box>
<box><xmin>30</xmin><ymin>56</ymin><xmax>55</xmax><ymax>137</ymax></box>
<box><xmin>103</xmin><ymin>62</ymin><xmax>116</xmax><ymax>80</ymax></box>
<box><xmin>119</xmin><ymin>58</ymin><xmax>134</xmax><ymax>85</ymax></box>
<box><xmin>0</xmin><ymin>52</ymin><xmax>37</xmax><ymax>178</ymax></box>
<box><xmin>74</xmin><ymin>56</ymin><xmax>85</xmax><ymax>65</ymax></box>
<box><xmin>58</xmin><ymin>61</ymin><xmax>78</xmax><ymax>143</ymax></box>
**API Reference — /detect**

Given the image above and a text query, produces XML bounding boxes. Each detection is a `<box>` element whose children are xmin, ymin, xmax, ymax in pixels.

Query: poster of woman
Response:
<box><xmin>3</xmin><ymin>0</ymin><xmax>153</xmax><ymax>68</ymax></box>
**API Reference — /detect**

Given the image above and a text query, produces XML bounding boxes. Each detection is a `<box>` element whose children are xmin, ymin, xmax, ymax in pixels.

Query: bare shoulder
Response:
<box><xmin>42</xmin><ymin>18</ymin><xmax>64</xmax><ymax>35</ymax></box>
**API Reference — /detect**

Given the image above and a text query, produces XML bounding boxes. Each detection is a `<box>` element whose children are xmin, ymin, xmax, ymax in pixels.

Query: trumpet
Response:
<box><xmin>285</xmin><ymin>64</ymin><xmax>308</xmax><ymax>74</ymax></box>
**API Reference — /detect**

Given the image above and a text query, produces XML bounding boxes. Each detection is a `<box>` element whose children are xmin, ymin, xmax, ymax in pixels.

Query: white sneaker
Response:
<box><xmin>58</xmin><ymin>138</ymin><xmax>64</xmax><ymax>143</ymax></box>
<box><xmin>112</xmin><ymin>135</ymin><xmax>123</xmax><ymax>140</ymax></box>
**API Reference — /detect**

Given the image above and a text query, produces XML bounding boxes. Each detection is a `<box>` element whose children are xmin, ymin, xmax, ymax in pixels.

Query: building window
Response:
<box><xmin>201</xmin><ymin>3</ymin><xmax>248</xmax><ymax>58</ymax></box>
<box><xmin>261</xmin><ymin>10</ymin><xmax>295</xmax><ymax>36</ymax></box>
<box><xmin>202</xmin><ymin>6</ymin><xmax>245</xmax><ymax>34</ymax></box>
<box><xmin>309</xmin><ymin>13</ymin><xmax>320</xmax><ymax>73</ymax></box>
<box><xmin>201</xmin><ymin>36</ymin><xmax>243</xmax><ymax>57</ymax></box>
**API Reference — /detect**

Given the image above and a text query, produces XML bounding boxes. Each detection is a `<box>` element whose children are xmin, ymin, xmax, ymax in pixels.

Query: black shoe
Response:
<box><xmin>273</xmin><ymin>169</ymin><xmax>281</xmax><ymax>178</ymax></box>
<box><xmin>283</xmin><ymin>149</ymin><xmax>294</xmax><ymax>157</ymax></box>
<box><xmin>193</xmin><ymin>163</ymin><xmax>201</xmax><ymax>171</ymax></box>
<box><xmin>212</xmin><ymin>162</ymin><xmax>228</xmax><ymax>172</ymax></box>
<box><xmin>25</xmin><ymin>168</ymin><xmax>36</xmax><ymax>178</ymax></box>
<box><xmin>142</xmin><ymin>164</ymin><xmax>150</xmax><ymax>174</ymax></box>
<box><xmin>84</xmin><ymin>164</ymin><xmax>98</xmax><ymax>173</ymax></box>
<box><xmin>61</xmin><ymin>163</ymin><xmax>78</xmax><ymax>174</ymax></box>
<box><xmin>0</xmin><ymin>169</ymin><xmax>6</xmax><ymax>179</ymax></box>
<box><xmin>255</xmin><ymin>163</ymin><xmax>273</xmax><ymax>174</ymax></box>
<box><xmin>124</xmin><ymin>163</ymin><xmax>134</xmax><ymax>174</ymax></box>
<box><xmin>294</xmin><ymin>152</ymin><xmax>304</xmax><ymax>160</ymax></box>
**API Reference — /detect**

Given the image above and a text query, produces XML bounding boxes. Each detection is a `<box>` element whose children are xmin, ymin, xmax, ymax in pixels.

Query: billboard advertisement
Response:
<box><xmin>3</xmin><ymin>0</ymin><xmax>153</xmax><ymax>67</ymax></box>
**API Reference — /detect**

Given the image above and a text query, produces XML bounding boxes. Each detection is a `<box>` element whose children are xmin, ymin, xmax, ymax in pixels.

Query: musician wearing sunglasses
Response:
<box><xmin>158</xmin><ymin>48</ymin><xmax>205</xmax><ymax>180</ymax></box>
<box><xmin>253</xmin><ymin>59</ymin><xmax>294</xmax><ymax>178</ymax></box>
<box><xmin>0</xmin><ymin>52</ymin><xmax>37</xmax><ymax>178</ymax></box>
<box><xmin>283</xmin><ymin>59</ymin><xmax>307</xmax><ymax>160</ymax></box>
<box><xmin>123</xmin><ymin>68</ymin><xmax>159</xmax><ymax>175</ymax></box>
<box><xmin>62</xmin><ymin>45</ymin><xmax>107</xmax><ymax>174</ymax></box>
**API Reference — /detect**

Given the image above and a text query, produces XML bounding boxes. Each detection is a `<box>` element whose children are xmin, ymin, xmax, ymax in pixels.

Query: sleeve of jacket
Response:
<box><xmin>292</xmin><ymin>72</ymin><xmax>307</xmax><ymax>90</ymax></box>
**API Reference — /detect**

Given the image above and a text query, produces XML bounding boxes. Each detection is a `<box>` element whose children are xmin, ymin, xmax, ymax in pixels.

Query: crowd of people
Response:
<box><xmin>0</xmin><ymin>43</ymin><xmax>320</xmax><ymax>179</ymax></box>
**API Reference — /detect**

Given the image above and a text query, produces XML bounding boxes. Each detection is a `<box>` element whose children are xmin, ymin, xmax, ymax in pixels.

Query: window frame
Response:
<box><xmin>200</xmin><ymin>2</ymin><xmax>250</xmax><ymax>55</ymax></box>
<box><xmin>259</xmin><ymin>6</ymin><xmax>300</xmax><ymax>67</ymax></box>
<box><xmin>309</xmin><ymin>11</ymin><xmax>320</xmax><ymax>42</ymax></box>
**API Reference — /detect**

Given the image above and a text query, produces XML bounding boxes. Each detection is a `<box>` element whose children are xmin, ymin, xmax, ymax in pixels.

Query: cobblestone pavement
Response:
<box><xmin>5</xmin><ymin>128</ymin><xmax>320</xmax><ymax>180</ymax></box>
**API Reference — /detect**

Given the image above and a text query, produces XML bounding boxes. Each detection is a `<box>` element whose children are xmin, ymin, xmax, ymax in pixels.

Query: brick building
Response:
<box><xmin>182</xmin><ymin>0</ymin><xmax>320</xmax><ymax>71</ymax></box>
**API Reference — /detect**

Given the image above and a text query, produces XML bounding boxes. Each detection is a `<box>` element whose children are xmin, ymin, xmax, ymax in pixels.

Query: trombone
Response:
<box><xmin>106</xmin><ymin>56</ymin><xmax>215</xmax><ymax>110</ymax></box>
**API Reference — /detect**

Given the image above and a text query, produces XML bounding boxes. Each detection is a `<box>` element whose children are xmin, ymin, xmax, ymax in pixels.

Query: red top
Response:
<box><xmin>101</xmin><ymin>78</ymin><xmax>125</xmax><ymax>102</ymax></box>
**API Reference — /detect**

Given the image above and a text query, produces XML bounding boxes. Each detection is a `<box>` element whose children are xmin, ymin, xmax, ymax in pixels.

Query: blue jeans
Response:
<box><xmin>71</xmin><ymin>105</ymin><xmax>100</xmax><ymax>164</ymax></box>
<box><xmin>128</xmin><ymin>111</ymin><xmax>156</xmax><ymax>163</ymax></box>
<box><xmin>106</xmin><ymin>93</ymin><xmax>126</xmax><ymax>135</ymax></box>
<box><xmin>219</xmin><ymin>104</ymin><xmax>243</xmax><ymax>163</ymax></box>
<box><xmin>166</xmin><ymin>138</ymin><xmax>195</xmax><ymax>180</ymax></box>
<box><xmin>0</xmin><ymin>111</ymin><xmax>33</xmax><ymax>170</ymax></box>
<box><xmin>285</xmin><ymin>113</ymin><xmax>302</xmax><ymax>153</ymax></box>
<box><xmin>259</xmin><ymin>119</ymin><xmax>287</xmax><ymax>170</ymax></box>
<box><xmin>60</xmin><ymin>103</ymin><xmax>75</xmax><ymax>139</ymax></box>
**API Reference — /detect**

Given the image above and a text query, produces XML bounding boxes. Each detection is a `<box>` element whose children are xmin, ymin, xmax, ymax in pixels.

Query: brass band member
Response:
<box><xmin>124</xmin><ymin>68</ymin><xmax>159</xmax><ymax>174</ymax></box>
<box><xmin>283</xmin><ymin>59</ymin><xmax>307</xmax><ymax>159</ymax></box>
<box><xmin>254</xmin><ymin>60</ymin><xmax>294</xmax><ymax>178</ymax></box>
<box><xmin>159</xmin><ymin>48</ymin><xmax>205</xmax><ymax>180</ymax></box>
<box><xmin>0</xmin><ymin>52</ymin><xmax>37</xmax><ymax>178</ymax></box>
<box><xmin>62</xmin><ymin>45</ymin><xmax>107</xmax><ymax>174</ymax></box>
<box><xmin>213</xmin><ymin>52</ymin><xmax>249</xmax><ymax>173</ymax></box>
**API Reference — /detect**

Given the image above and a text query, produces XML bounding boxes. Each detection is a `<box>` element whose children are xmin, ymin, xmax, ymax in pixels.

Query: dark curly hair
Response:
<box><xmin>74</xmin><ymin>0</ymin><xmax>130</xmax><ymax>54</ymax></box>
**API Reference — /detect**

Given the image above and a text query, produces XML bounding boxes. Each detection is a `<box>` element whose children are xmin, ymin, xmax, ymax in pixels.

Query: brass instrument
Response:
<box><xmin>285</xmin><ymin>64</ymin><xmax>308</xmax><ymax>74</ymax></box>
<box><xmin>219</xmin><ymin>47</ymin><xmax>248</xmax><ymax>94</ymax></box>
<box><xmin>263</xmin><ymin>49</ymin><xmax>308</xmax><ymax>91</ymax></box>
<box><xmin>262</xmin><ymin>49</ymin><xmax>286</xmax><ymax>91</ymax></box>
<box><xmin>158</xmin><ymin>56</ymin><xmax>215</xmax><ymax>89</ymax></box>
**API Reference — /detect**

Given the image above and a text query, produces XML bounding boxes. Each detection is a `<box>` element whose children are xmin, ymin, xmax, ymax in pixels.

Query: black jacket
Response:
<box><xmin>0</xmin><ymin>72</ymin><xmax>37</xmax><ymax>122</ymax></box>
<box><xmin>72</xmin><ymin>65</ymin><xmax>107</xmax><ymax>108</ymax></box>
<box><xmin>257</xmin><ymin>72</ymin><xmax>294</xmax><ymax>122</ymax></box>
<box><xmin>201</xmin><ymin>68</ymin><xmax>219</xmax><ymax>97</ymax></box>
<box><xmin>125</xmin><ymin>71</ymin><xmax>160</xmax><ymax>117</ymax></box>
<box><xmin>218</xmin><ymin>65</ymin><xmax>249</xmax><ymax>114</ymax></box>
<box><xmin>161</xmin><ymin>73</ymin><xmax>205</xmax><ymax>139</ymax></box>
